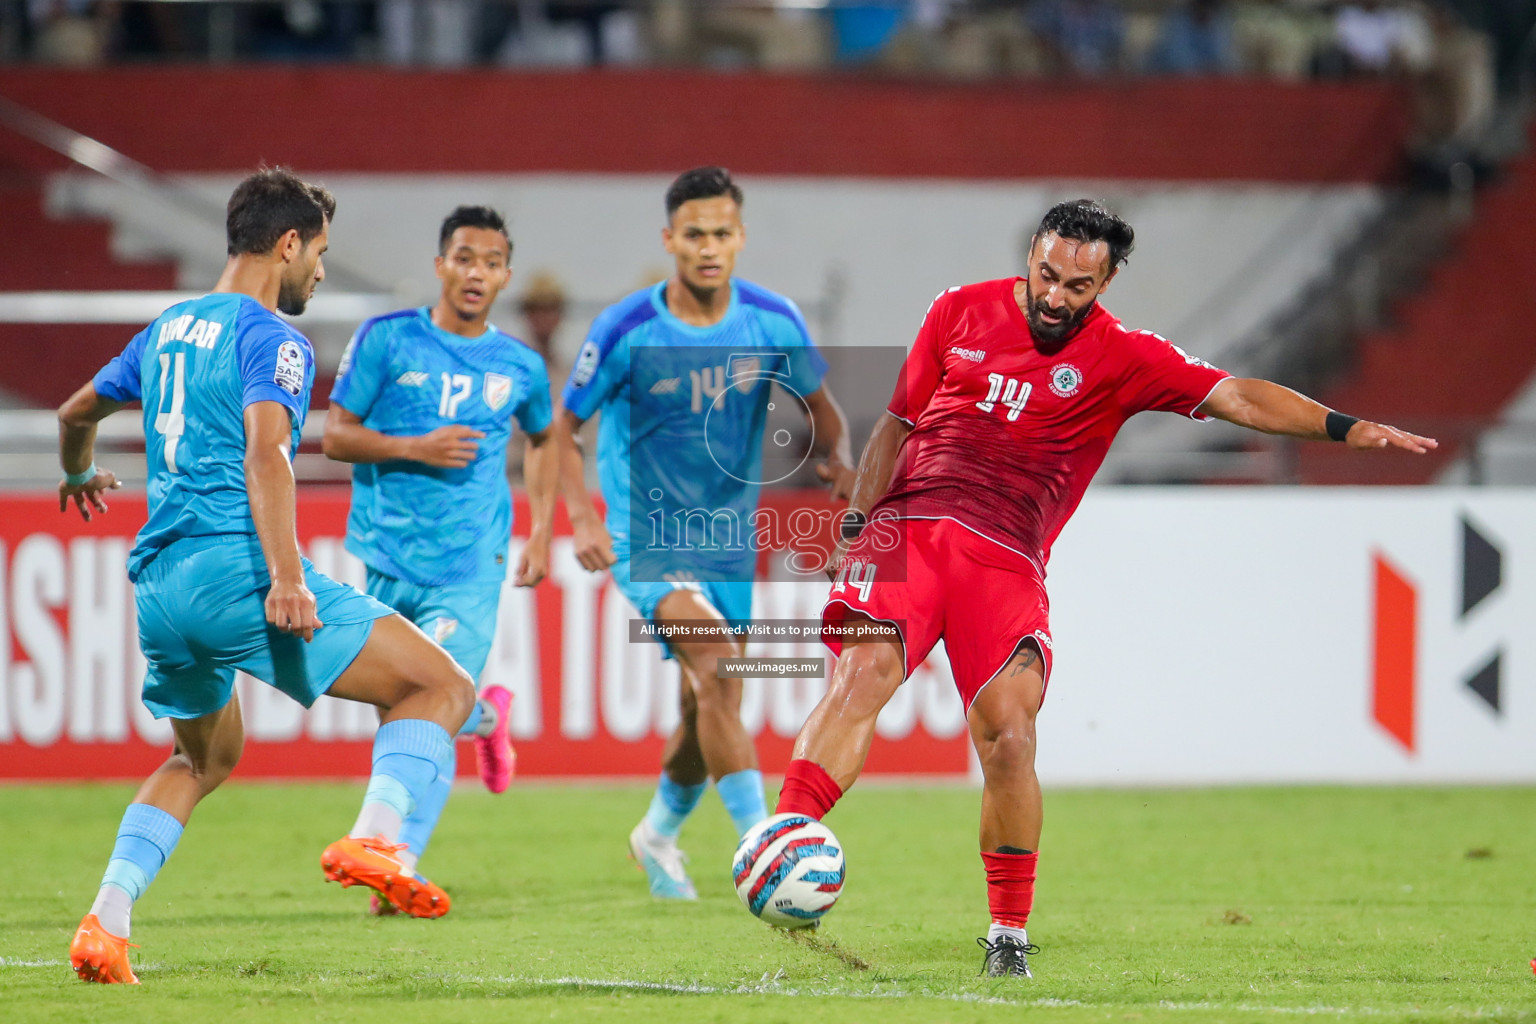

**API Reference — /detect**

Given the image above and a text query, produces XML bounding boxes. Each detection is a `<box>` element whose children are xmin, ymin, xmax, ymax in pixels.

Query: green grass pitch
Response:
<box><xmin>2</xmin><ymin>782</ymin><xmax>1533</xmax><ymax>1022</ymax></box>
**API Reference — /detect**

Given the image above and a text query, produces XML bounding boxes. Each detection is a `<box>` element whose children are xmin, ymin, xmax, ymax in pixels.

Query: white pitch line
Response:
<box><xmin>442</xmin><ymin>974</ymin><xmax>1518</xmax><ymax>1017</ymax></box>
<box><xmin>0</xmin><ymin>960</ymin><xmax>1516</xmax><ymax>1018</ymax></box>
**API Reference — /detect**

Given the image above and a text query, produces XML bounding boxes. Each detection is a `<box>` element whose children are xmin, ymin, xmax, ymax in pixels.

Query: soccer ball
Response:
<box><xmin>732</xmin><ymin>813</ymin><xmax>845</xmax><ymax>928</ymax></box>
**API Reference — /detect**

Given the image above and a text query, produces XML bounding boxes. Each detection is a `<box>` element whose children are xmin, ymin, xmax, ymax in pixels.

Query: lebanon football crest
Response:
<box><xmin>483</xmin><ymin>372</ymin><xmax>512</xmax><ymax>411</ymax></box>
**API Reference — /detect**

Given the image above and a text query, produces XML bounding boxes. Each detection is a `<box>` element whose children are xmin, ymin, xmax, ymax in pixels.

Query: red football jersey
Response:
<box><xmin>876</xmin><ymin>277</ymin><xmax>1231</xmax><ymax>572</ymax></box>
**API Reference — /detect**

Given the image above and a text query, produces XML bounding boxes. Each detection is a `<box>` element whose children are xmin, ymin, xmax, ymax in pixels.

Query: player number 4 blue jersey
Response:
<box><xmin>92</xmin><ymin>293</ymin><xmax>315</xmax><ymax>581</ymax></box>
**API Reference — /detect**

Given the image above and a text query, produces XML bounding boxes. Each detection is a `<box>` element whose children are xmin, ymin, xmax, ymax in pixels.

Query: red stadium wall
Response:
<box><xmin>0</xmin><ymin>68</ymin><xmax>1409</xmax><ymax>182</ymax></box>
<box><xmin>0</xmin><ymin>490</ymin><xmax>971</xmax><ymax>781</ymax></box>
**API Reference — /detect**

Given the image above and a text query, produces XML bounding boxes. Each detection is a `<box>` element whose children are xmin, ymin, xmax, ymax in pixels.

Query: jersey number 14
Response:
<box><xmin>976</xmin><ymin>373</ymin><xmax>1031</xmax><ymax>421</ymax></box>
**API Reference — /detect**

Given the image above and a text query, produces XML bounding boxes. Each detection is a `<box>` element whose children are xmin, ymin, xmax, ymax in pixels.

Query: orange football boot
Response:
<box><xmin>321</xmin><ymin>835</ymin><xmax>450</xmax><ymax>919</ymax></box>
<box><xmin>69</xmin><ymin>913</ymin><xmax>139</xmax><ymax>984</ymax></box>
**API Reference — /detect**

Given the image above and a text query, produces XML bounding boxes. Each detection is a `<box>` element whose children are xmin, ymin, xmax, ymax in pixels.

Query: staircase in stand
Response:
<box><xmin>1299</xmin><ymin>136</ymin><xmax>1536</xmax><ymax>485</ymax></box>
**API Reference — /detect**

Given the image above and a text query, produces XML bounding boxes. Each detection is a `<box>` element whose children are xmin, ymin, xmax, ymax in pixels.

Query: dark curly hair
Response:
<box><xmin>1034</xmin><ymin>198</ymin><xmax>1135</xmax><ymax>271</ymax></box>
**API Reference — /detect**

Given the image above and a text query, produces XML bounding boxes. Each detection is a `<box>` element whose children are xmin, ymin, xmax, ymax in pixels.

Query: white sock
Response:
<box><xmin>988</xmin><ymin>922</ymin><xmax>1028</xmax><ymax>946</ymax></box>
<box><xmin>350</xmin><ymin>804</ymin><xmax>404</xmax><ymax>842</ymax></box>
<box><xmin>90</xmin><ymin>884</ymin><xmax>133</xmax><ymax>938</ymax></box>
<box><xmin>397</xmin><ymin>849</ymin><xmax>420</xmax><ymax>877</ymax></box>
<box><xmin>474</xmin><ymin>698</ymin><xmax>498</xmax><ymax>738</ymax></box>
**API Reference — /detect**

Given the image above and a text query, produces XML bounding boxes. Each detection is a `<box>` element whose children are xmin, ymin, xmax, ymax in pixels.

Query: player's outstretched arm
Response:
<box><xmin>827</xmin><ymin>411</ymin><xmax>913</xmax><ymax>576</ymax></box>
<box><xmin>553</xmin><ymin>407</ymin><xmax>615</xmax><ymax>571</ymax></box>
<box><xmin>803</xmin><ymin>386</ymin><xmax>857</xmax><ymax>501</ymax></box>
<box><xmin>56</xmin><ymin>381</ymin><xmax>125</xmax><ymax>521</ymax></box>
<box><xmin>1196</xmin><ymin>378</ymin><xmax>1438</xmax><ymax>454</ymax></box>
<box><xmin>245</xmin><ymin>401</ymin><xmax>322</xmax><ymax>643</ymax></box>
<box><xmin>515</xmin><ymin>425</ymin><xmax>558</xmax><ymax>587</ymax></box>
<box><xmin>321</xmin><ymin>403</ymin><xmax>485</xmax><ymax>468</ymax></box>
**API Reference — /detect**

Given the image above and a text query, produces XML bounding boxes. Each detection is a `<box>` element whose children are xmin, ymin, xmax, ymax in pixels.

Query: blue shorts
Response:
<box><xmin>364</xmin><ymin>568</ymin><xmax>503</xmax><ymax>681</ymax></box>
<box><xmin>611</xmin><ymin>557</ymin><xmax>753</xmax><ymax>661</ymax></box>
<box><xmin>135</xmin><ymin>535</ymin><xmax>395</xmax><ymax>720</ymax></box>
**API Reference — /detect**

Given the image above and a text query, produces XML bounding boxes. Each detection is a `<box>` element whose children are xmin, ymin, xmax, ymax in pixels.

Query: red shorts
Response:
<box><xmin>821</xmin><ymin>517</ymin><xmax>1052</xmax><ymax>710</ymax></box>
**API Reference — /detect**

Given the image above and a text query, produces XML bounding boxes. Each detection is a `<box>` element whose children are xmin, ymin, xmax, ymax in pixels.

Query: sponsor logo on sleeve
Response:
<box><xmin>274</xmin><ymin>340</ymin><xmax>306</xmax><ymax>396</ymax></box>
<box><xmin>336</xmin><ymin>336</ymin><xmax>357</xmax><ymax>376</ymax></box>
<box><xmin>1172</xmin><ymin>343</ymin><xmax>1214</xmax><ymax>369</ymax></box>
<box><xmin>484</xmin><ymin>372</ymin><xmax>512</xmax><ymax>411</ymax></box>
<box><xmin>571</xmin><ymin>340</ymin><xmax>600</xmax><ymax>387</ymax></box>
<box><xmin>1048</xmin><ymin>362</ymin><xmax>1083</xmax><ymax>398</ymax></box>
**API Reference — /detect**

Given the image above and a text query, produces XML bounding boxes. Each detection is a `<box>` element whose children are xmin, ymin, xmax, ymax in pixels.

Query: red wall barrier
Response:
<box><xmin>0</xmin><ymin>68</ymin><xmax>1409</xmax><ymax>182</ymax></box>
<box><xmin>0</xmin><ymin>489</ymin><xmax>972</xmax><ymax>780</ymax></box>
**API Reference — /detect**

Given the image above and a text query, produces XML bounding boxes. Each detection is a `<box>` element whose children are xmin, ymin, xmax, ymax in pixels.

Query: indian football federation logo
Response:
<box><xmin>1048</xmin><ymin>362</ymin><xmax>1083</xmax><ymax>398</ymax></box>
<box><xmin>728</xmin><ymin>354</ymin><xmax>763</xmax><ymax>395</ymax></box>
<box><xmin>483</xmin><ymin>372</ymin><xmax>512</xmax><ymax>411</ymax></box>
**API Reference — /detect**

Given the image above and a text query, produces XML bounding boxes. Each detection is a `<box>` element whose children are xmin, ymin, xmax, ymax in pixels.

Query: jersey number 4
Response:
<box><xmin>976</xmin><ymin>373</ymin><xmax>1031</xmax><ymax>421</ymax></box>
<box><xmin>154</xmin><ymin>352</ymin><xmax>189</xmax><ymax>473</ymax></box>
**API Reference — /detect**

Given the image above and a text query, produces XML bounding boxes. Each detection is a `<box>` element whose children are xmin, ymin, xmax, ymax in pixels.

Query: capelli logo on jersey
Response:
<box><xmin>649</xmin><ymin>377</ymin><xmax>681</xmax><ymax>395</ymax></box>
<box><xmin>396</xmin><ymin>371</ymin><xmax>429</xmax><ymax>387</ymax></box>
<box><xmin>949</xmin><ymin>346</ymin><xmax>986</xmax><ymax>362</ymax></box>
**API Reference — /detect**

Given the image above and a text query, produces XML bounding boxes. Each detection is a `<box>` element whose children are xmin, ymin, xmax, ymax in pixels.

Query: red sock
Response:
<box><xmin>981</xmin><ymin>849</ymin><xmax>1038</xmax><ymax>928</ymax></box>
<box><xmin>775</xmin><ymin>759</ymin><xmax>843</xmax><ymax>819</ymax></box>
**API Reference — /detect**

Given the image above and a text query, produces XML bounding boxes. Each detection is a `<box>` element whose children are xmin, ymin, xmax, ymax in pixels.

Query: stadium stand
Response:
<box><xmin>1300</xmin><ymin>121</ymin><xmax>1536</xmax><ymax>486</ymax></box>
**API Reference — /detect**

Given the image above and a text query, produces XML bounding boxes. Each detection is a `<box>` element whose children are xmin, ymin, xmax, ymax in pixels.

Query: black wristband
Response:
<box><xmin>1325</xmin><ymin>411</ymin><xmax>1359</xmax><ymax>442</ymax></box>
<box><xmin>839</xmin><ymin>510</ymin><xmax>868</xmax><ymax>541</ymax></box>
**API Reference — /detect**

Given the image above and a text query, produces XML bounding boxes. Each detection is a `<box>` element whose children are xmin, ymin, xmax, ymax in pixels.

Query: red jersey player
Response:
<box><xmin>772</xmin><ymin>199</ymin><xmax>1436</xmax><ymax>978</ymax></box>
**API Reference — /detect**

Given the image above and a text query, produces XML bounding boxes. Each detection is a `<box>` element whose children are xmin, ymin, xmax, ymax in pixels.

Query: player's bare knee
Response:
<box><xmin>827</xmin><ymin>643</ymin><xmax>903</xmax><ymax>719</ymax></box>
<box><xmin>435</xmin><ymin>660</ymin><xmax>477</xmax><ymax>723</ymax></box>
<box><xmin>973</xmin><ymin>716</ymin><xmax>1038</xmax><ymax>778</ymax></box>
<box><xmin>688</xmin><ymin>665</ymin><xmax>742</xmax><ymax>716</ymax></box>
<box><xmin>175</xmin><ymin>743</ymin><xmax>241</xmax><ymax>793</ymax></box>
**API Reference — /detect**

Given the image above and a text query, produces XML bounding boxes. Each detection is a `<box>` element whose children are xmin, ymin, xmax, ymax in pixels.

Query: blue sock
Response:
<box><xmin>643</xmin><ymin>772</ymin><xmax>707</xmax><ymax>840</ymax></box>
<box><xmin>716</xmin><ymin>769</ymin><xmax>768</xmax><ymax>838</ymax></box>
<box><xmin>353</xmin><ymin>719</ymin><xmax>452</xmax><ymax>840</ymax></box>
<box><xmin>398</xmin><ymin>743</ymin><xmax>455</xmax><ymax>868</ymax></box>
<box><xmin>100</xmin><ymin>803</ymin><xmax>183</xmax><ymax>900</ymax></box>
<box><xmin>456</xmin><ymin>700</ymin><xmax>485</xmax><ymax>738</ymax></box>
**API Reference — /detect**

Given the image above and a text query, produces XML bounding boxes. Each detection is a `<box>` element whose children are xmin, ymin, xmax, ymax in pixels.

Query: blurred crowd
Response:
<box><xmin>3</xmin><ymin>0</ymin><xmax>1521</xmax><ymax>158</ymax></box>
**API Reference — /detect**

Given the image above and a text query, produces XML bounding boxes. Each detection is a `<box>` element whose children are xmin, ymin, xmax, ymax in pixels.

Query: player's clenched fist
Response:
<box><xmin>572</xmin><ymin>515</ymin><xmax>617</xmax><ymax>572</ymax></box>
<box><xmin>816</xmin><ymin>456</ymin><xmax>857</xmax><ymax>502</ymax></box>
<box><xmin>1346</xmin><ymin>420</ymin><xmax>1438</xmax><ymax>454</ymax></box>
<box><xmin>266</xmin><ymin>578</ymin><xmax>323</xmax><ymax>642</ymax></box>
<box><xmin>516</xmin><ymin>535</ymin><xmax>551</xmax><ymax>587</ymax></box>
<box><xmin>410</xmin><ymin>424</ymin><xmax>486</xmax><ymax>468</ymax></box>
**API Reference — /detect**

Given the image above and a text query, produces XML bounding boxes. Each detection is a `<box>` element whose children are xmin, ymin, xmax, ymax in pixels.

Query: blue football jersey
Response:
<box><xmin>330</xmin><ymin>307</ymin><xmax>553</xmax><ymax>587</ymax></box>
<box><xmin>92</xmin><ymin>293</ymin><xmax>314</xmax><ymax>581</ymax></box>
<box><xmin>561</xmin><ymin>279</ymin><xmax>827</xmax><ymax>584</ymax></box>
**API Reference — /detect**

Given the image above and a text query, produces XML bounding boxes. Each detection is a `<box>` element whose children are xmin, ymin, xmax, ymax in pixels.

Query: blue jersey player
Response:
<box><xmin>324</xmin><ymin>205</ymin><xmax>557</xmax><ymax>913</ymax></box>
<box><xmin>58</xmin><ymin>169</ymin><xmax>478</xmax><ymax>985</ymax></box>
<box><xmin>557</xmin><ymin>167</ymin><xmax>855</xmax><ymax>899</ymax></box>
